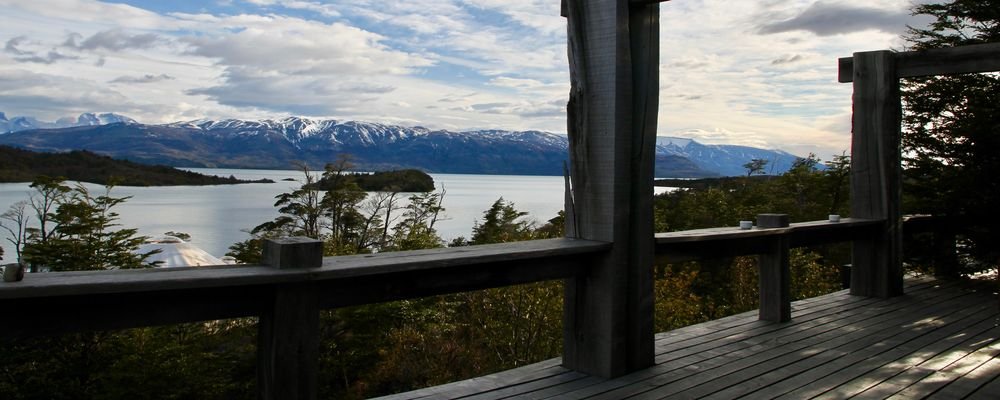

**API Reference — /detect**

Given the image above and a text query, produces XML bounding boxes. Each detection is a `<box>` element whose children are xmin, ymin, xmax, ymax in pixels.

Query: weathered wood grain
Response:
<box><xmin>562</xmin><ymin>0</ymin><xmax>657</xmax><ymax>378</ymax></box>
<box><xmin>654</xmin><ymin>218</ymin><xmax>880</xmax><ymax>261</ymax></box>
<box><xmin>262</xmin><ymin>236</ymin><xmax>323</xmax><ymax>269</ymax></box>
<box><xmin>838</xmin><ymin>42</ymin><xmax>1000</xmax><ymax>82</ymax></box>
<box><xmin>258</xmin><ymin>282</ymin><xmax>319</xmax><ymax>400</ymax></box>
<box><xmin>0</xmin><ymin>239</ymin><xmax>609</xmax><ymax>338</ymax></box>
<box><xmin>850</xmin><ymin>50</ymin><xmax>903</xmax><ymax>298</ymax></box>
<box><xmin>0</xmin><ymin>239</ymin><xmax>608</xmax><ymax>301</ymax></box>
<box><xmin>551</xmin><ymin>281</ymin><xmax>949</xmax><ymax>399</ymax></box>
<box><xmin>758</xmin><ymin>236</ymin><xmax>790</xmax><ymax>322</ymax></box>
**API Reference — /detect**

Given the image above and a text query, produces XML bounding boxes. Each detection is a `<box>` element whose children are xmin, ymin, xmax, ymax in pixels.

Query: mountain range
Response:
<box><xmin>0</xmin><ymin>112</ymin><xmax>801</xmax><ymax>177</ymax></box>
<box><xmin>0</xmin><ymin>111</ymin><xmax>136</xmax><ymax>133</ymax></box>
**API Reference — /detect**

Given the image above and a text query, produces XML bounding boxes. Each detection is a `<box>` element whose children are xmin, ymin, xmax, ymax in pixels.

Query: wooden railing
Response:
<box><xmin>0</xmin><ymin>218</ymin><xmax>898</xmax><ymax>338</ymax></box>
<box><xmin>656</xmin><ymin>218</ymin><xmax>881</xmax><ymax>322</ymax></box>
<box><xmin>0</xmin><ymin>215</ymin><xmax>965</xmax><ymax>398</ymax></box>
<box><xmin>1</xmin><ymin>237</ymin><xmax>609</xmax><ymax>399</ymax></box>
<box><xmin>0</xmin><ymin>238</ymin><xmax>610</xmax><ymax>337</ymax></box>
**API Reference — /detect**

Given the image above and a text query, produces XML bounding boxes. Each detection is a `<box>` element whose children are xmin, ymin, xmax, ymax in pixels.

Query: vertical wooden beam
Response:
<box><xmin>758</xmin><ymin>236</ymin><xmax>790</xmax><ymax>322</ymax></box>
<box><xmin>258</xmin><ymin>238</ymin><xmax>322</xmax><ymax>400</ymax></box>
<box><xmin>850</xmin><ymin>51</ymin><xmax>904</xmax><ymax>298</ymax></box>
<box><xmin>562</xmin><ymin>0</ymin><xmax>657</xmax><ymax>378</ymax></box>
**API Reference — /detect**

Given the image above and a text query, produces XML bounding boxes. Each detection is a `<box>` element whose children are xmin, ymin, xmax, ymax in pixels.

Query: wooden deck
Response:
<box><xmin>377</xmin><ymin>277</ymin><xmax>1000</xmax><ymax>399</ymax></box>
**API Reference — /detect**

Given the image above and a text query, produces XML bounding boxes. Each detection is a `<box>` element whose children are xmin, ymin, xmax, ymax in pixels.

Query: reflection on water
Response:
<box><xmin>0</xmin><ymin>169</ymin><xmax>566</xmax><ymax>258</ymax></box>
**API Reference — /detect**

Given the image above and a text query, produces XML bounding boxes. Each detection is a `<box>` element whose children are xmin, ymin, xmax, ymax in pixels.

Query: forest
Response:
<box><xmin>0</xmin><ymin>146</ymin><xmax>273</xmax><ymax>186</ymax></box>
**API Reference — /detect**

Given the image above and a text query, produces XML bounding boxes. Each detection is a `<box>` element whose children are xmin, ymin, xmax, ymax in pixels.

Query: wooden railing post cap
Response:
<box><xmin>263</xmin><ymin>237</ymin><xmax>323</xmax><ymax>269</ymax></box>
<box><xmin>757</xmin><ymin>214</ymin><xmax>790</xmax><ymax>229</ymax></box>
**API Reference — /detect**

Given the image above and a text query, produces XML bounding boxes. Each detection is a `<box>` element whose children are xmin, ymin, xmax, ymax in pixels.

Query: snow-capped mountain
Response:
<box><xmin>76</xmin><ymin>112</ymin><xmax>137</xmax><ymax>126</ymax></box>
<box><xmin>0</xmin><ymin>113</ymin><xmax>804</xmax><ymax>177</ymax></box>
<box><xmin>655</xmin><ymin>136</ymin><xmax>800</xmax><ymax>176</ymax></box>
<box><xmin>0</xmin><ymin>111</ymin><xmax>136</xmax><ymax>133</ymax></box>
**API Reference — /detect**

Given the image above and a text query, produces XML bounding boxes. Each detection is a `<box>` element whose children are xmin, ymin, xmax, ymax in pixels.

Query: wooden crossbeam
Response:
<box><xmin>839</xmin><ymin>42</ymin><xmax>1000</xmax><ymax>82</ymax></box>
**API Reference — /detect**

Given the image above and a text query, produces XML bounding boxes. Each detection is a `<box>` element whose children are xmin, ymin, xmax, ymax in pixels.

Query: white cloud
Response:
<box><xmin>652</xmin><ymin>0</ymin><xmax>928</xmax><ymax>157</ymax></box>
<box><xmin>0</xmin><ymin>0</ymin><xmax>938</xmax><ymax>157</ymax></box>
<box><xmin>182</xmin><ymin>16</ymin><xmax>432</xmax><ymax>76</ymax></box>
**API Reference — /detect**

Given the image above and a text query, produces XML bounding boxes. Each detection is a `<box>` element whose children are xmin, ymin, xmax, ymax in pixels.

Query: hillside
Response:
<box><xmin>0</xmin><ymin>146</ymin><xmax>273</xmax><ymax>186</ymax></box>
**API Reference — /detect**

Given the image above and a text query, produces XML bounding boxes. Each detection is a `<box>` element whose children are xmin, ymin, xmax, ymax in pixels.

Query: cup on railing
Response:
<box><xmin>2</xmin><ymin>263</ymin><xmax>25</xmax><ymax>282</ymax></box>
<box><xmin>739</xmin><ymin>220</ymin><xmax>753</xmax><ymax>230</ymax></box>
<box><xmin>829</xmin><ymin>214</ymin><xmax>841</xmax><ymax>223</ymax></box>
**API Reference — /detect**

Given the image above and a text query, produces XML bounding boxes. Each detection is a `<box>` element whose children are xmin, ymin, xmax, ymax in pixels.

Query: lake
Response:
<box><xmin>0</xmin><ymin>169</ymin><xmax>570</xmax><ymax>258</ymax></box>
<box><xmin>0</xmin><ymin>169</ymin><xmax>677</xmax><ymax>259</ymax></box>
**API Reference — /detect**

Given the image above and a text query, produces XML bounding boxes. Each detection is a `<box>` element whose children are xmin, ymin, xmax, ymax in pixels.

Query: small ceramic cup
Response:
<box><xmin>828</xmin><ymin>214</ymin><xmax>841</xmax><ymax>223</ymax></box>
<box><xmin>739</xmin><ymin>220</ymin><xmax>753</xmax><ymax>230</ymax></box>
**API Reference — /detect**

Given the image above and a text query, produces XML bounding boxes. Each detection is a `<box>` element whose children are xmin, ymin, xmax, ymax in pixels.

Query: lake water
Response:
<box><xmin>0</xmin><ymin>169</ymin><xmax>571</xmax><ymax>258</ymax></box>
<box><xmin>0</xmin><ymin>169</ymin><xmax>677</xmax><ymax>259</ymax></box>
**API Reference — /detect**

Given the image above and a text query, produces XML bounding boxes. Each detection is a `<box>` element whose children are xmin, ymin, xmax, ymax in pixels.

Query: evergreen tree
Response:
<box><xmin>470</xmin><ymin>198</ymin><xmax>534</xmax><ymax>244</ymax></box>
<box><xmin>21</xmin><ymin>179</ymin><xmax>155</xmax><ymax>271</ymax></box>
<box><xmin>387</xmin><ymin>192</ymin><xmax>444</xmax><ymax>251</ymax></box>
<box><xmin>901</xmin><ymin>0</ymin><xmax>1000</xmax><ymax>270</ymax></box>
<box><xmin>252</xmin><ymin>163</ymin><xmax>325</xmax><ymax>238</ymax></box>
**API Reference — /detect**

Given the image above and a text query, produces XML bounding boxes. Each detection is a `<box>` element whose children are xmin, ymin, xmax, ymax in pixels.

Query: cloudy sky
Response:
<box><xmin>0</xmin><ymin>0</ymin><xmax>933</xmax><ymax>158</ymax></box>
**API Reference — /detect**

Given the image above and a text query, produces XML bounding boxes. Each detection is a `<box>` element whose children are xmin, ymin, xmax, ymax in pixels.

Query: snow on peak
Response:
<box><xmin>77</xmin><ymin>112</ymin><xmax>137</xmax><ymax>126</ymax></box>
<box><xmin>656</xmin><ymin>136</ymin><xmax>693</xmax><ymax>148</ymax></box>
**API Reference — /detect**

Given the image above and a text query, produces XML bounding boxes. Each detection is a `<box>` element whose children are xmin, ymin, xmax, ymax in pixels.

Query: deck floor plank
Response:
<box><xmin>375</xmin><ymin>278</ymin><xmax>999</xmax><ymax>400</ymax></box>
<box><xmin>753</xmin><ymin>311</ymin><xmax>1000</xmax><ymax>400</ymax></box>
<box><xmin>694</xmin><ymin>290</ymin><xmax>996</xmax><ymax>399</ymax></box>
<box><xmin>546</xmin><ymin>281</ymin><xmax>963</xmax><ymax>400</ymax></box>
<box><xmin>775</xmin><ymin>296</ymin><xmax>996</xmax><ymax>399</ymax></box>
<box><xmin>578</xmin><ymin>282</ymin><xmax>972</xmax><ymax>400</ymax></box>
<box><xmin>887</xmin><ymin>339</ymin><xmax>1000</xmax><ymax>400</ymax></box>
<box><xmin>965</xmin><ymin>369</ymin><xmax>1000</xmax><ymax>400</ymax></box>
<box><xmin>824</xmin><ymin>313</ymin><xmax>1000</xmax><ymax>399</ymax></box>
<box><xmin>617</xmin><ymin>286</ymin><xmax>982</xmax><ymax>400</ymax></box>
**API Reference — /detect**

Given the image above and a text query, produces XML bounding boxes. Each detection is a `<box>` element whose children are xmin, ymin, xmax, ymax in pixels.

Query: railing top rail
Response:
<box><xmin>655</xmin><ymin>218</ymin><xmax>881</xmax><ymax>243</ymax></box>
<box><xmin>655</xmin><ymin>218</ymin><xmax>883</xmax><ymax>261</ymax></box>
<box><xmin>0</xmin><ymin>238</ymin><xmax>610</xmax><ymax>301</ymax></box>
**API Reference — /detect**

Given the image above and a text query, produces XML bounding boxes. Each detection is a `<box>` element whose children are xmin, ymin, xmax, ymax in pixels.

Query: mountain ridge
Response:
<box><xmin>0</xmin><ymin>112</ymin><xmax>801</xmax><ymax>177</ymax></box>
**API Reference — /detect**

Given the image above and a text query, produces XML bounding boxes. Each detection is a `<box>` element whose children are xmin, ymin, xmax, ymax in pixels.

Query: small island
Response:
<box><xmin>309</xmin><ymin>169</ymin><xmax>435</xmax><ymax>192</ymax></box>
<box><xmin>0</xmin><ymin>146</ymin><xmax>274</xmax><ymax>186</ymax></box>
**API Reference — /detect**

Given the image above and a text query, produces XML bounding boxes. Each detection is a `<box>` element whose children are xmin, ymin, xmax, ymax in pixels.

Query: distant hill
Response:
<box><xmin>0</xmin><ymin>146</ymin><xmax>273</xmax><ymax>186</ymax></box>
<box><xmin>0</xmin><ymin>113</ymin><xmax>805</xmax><ymax>177</ymax></box>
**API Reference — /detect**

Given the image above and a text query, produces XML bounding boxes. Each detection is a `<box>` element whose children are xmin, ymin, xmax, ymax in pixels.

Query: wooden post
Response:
<box><xmin>263</xmin><ymin>237</ymin><xmax>323</xmax><ymax>270</ymax></box>
<box><xmin>758</xmin><ymin>236</ymin><xmax>790</xmax><ymax>322</ymax></box>
<box><xmin>258</xmin><ymin>238</ymin><xmax>323</xmax><ymax>400</ymax></box>
<box><xmin>756</xmin><ymin>214</ymin><xmax>790</xmax><ymax>322</ymax></box>
<box><xmin>561</xmin><ymin>0</ymin><xmax>657</xmax><ymax>378</ymax></box>
<box><xmin>849</xmin><ymin>50</ymin><xmax>904</xmax><ymax>298</ymax></box>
